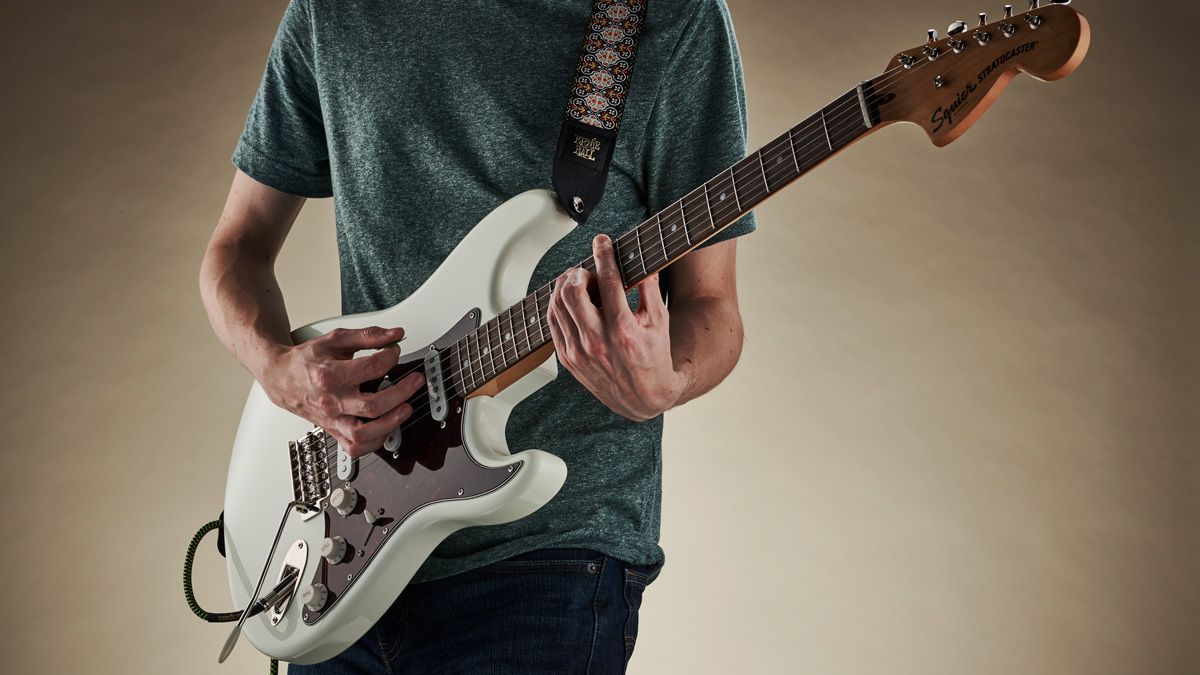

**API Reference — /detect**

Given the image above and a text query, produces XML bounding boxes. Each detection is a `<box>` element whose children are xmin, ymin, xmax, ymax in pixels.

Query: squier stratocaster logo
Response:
<box><xmin>573</xmin><ymin>135</ymin><xmax>602</xmax><ymax>162</ymax></box>
<box><xmin>931</xmin><ymin>40</ymin><xmax>1038</xmax><ymax>133</ymax></box>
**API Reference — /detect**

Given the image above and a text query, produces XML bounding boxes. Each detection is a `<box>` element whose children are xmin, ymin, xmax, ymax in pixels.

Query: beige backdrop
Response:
<box><xmin>0</xmin><ymin>1</ymin><xmax>1195</xmax><ymax>673</ymax></box>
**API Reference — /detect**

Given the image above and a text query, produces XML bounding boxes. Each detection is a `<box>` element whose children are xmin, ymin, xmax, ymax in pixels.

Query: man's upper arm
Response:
<box><xmin>207</xmin><ymin>169</ymin><xmax>307</xmax><ymax>261</ymax></box>
<box><xmin>641</xmin><ymin>0</ymin><xmax>757</xmax><ymax>252</ymax></box>
<box><xmin>666</xmin><ymin>238</ymin><xmax>739</xmax><ymax>307</ymax></box>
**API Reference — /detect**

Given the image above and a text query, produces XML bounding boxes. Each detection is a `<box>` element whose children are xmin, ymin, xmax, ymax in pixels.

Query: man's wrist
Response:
<box><xmin>247</xmin><ymin>340</ymin><xmax>293</xmax><ymax>383</ymax></box>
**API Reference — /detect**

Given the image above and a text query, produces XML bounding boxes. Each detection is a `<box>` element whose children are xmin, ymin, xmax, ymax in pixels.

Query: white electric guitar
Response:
<box><xmin>221</xmin><ymin>3</ymin><xmax>1089</xmax><ymax>664</ymax></box>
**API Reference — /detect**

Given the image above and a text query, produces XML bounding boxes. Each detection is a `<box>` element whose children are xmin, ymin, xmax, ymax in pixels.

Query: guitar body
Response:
<box><xmin>223</xmin><ymin>190</ymin><xmax>574</xmax><ymax>663</ymax></box>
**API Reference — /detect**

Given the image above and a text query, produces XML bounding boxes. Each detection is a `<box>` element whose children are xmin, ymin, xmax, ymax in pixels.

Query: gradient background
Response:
<box><xmin>0</xmin><ymin>1</ymin><xmax>1195</xmax><ymax>673</ymax></box>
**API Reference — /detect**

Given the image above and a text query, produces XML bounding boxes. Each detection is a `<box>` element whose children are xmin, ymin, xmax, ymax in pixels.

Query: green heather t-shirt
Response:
<box><xmin>233</xmin><ymin>0</ymin><xmax>756</xmax><ymax>582</ymax></box>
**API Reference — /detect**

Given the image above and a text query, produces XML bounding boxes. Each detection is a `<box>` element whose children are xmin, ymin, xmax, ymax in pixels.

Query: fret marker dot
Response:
<box><xmin>628</xmin><ymin>252</ymin><xmax>634</xmax><ymax>261</ymax></box>
<box><xmin>777</xmin><ymin>157</ymin><xmax>784</xmax><ymax>164</ymax></box>
<box><xmin>671</xmin><ymin>223</ymin><xmax>677</xmax><ymax>233</ymax></box>
<box><xmin>528</xmin><ymin>316</ymin><xmax>536</xmax><ymax>325</ymax></box>
<box><xmin>720</xmin><ymin>193</ymin><xmax>727</xmax><ymax>201</ymax></box>
<box><xmin>504</xmin><ymin>332</ymin><xmax>511</xmax><ymax>341</ymax></box>
<box><xmin>464</xmin><ymin>359</ymin><xmax>471</xmax><ymax>368</ymax></box>
<box><xmin>482</xmin><ymin>347</ymin><xmax>489</xmax><ymax>355</ymax></box>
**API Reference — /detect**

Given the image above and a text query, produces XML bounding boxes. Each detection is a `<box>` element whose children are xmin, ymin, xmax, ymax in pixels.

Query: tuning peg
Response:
<box><xmin>1003</xmin><ymin>4</ymin><xmax>1014</xmax><ymax>19</ymax></box>
<box><xmin>948</xmin><ymin>20</ymin><xmax>967</xmax><ymax>35</ymax></box>
<box><xmin>1050</xmin><ymin>0</ymin><xmax>1071</xmax><ymax>4</ymax></box>
<box><xmin>978</xmin><ymin>12</ymin><xmax>988</xmax><ymax>26</ymax></box>
<box><xmin>924</xmin><ymin>29</ymin><xmax>944</xmax><ymax>60</ymax></box>
<box><xmin>1028</xmin><ymin>0</ymin><xmax>1039</xmax><ymax>8</ymax></box>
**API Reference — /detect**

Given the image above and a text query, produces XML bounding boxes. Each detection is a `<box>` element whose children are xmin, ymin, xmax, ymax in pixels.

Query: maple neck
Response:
<box><xmin>445</xmin><ymin>82</ymin><xmax>883</xmax><ymax>399</ymax></box>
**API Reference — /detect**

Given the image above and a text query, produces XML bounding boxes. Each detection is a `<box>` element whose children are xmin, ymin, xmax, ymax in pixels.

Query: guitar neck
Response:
<box><xmin>448</xmin><ymin>81</ymin><xmax>884</xmax><ymax>399</ymax></box>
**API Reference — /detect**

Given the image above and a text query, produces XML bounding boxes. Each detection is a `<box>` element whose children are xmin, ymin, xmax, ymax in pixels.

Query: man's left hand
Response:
<box><xmin>547</xmin><ymin>234</ymin><xmax>685</xmax><ymax>422</ymax></box>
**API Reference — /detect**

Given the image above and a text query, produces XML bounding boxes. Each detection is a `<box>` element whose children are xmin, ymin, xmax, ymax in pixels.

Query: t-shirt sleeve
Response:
<box><xmin>641</xmin><ymin>0</ymin><xmax>756</xmax><ymax>248</ymax></box>
<box><xmin>232</xmin><ymin>0</ymin><xmax>332</xmax><ymax>198</ymax></box>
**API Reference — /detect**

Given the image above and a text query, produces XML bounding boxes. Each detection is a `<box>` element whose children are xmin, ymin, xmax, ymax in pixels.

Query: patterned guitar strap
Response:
<box><xmin>552</xmin><ymin>0</ymin><xmax>648</xmax><ymax>225</ymax></box>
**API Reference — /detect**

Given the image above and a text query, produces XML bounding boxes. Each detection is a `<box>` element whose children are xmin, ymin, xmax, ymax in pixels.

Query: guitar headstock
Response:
<box><xmin>868</xmin><ymin>1</ymin><xmax>1090</xmax><ymax>146</ymax></box>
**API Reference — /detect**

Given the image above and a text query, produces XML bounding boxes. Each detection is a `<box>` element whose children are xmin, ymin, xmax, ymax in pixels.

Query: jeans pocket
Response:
<box><xmin>622</xmin><ymin>566</ymin><xmax>649</xmax><ymax>664</ymax></box>
<box><xmin>479</xmin><ymin>548</ymin><xmax>606</xmax><ymax>575</ymax></box>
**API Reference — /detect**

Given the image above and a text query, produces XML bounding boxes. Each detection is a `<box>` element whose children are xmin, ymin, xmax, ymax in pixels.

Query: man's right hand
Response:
<box><xmin>258</xmin><ymin>326</ymin><xmax>425</xmax><ymax>458</ymax></box>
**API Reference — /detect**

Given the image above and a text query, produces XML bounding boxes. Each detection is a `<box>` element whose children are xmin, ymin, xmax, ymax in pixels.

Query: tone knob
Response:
<box><xmin>330</xmin><ymin>486</ymin><xmax>359</xmax><ymax>516</ymax></box>
<box><xmin>320</xmin><ymin>536</ymin><xmax>349</xmax><ymax>564</ymax></box>
<box><xmin>301</xmin><ymin>583</ymin><xmax>328</xmax><ymax>612</ymax></box>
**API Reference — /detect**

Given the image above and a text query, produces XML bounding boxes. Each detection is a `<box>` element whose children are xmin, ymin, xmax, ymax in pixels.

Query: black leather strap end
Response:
<box><xmin>552</xmin><ymin>118</ymin><xmax>617</xmax><ymax>226</ymax></box>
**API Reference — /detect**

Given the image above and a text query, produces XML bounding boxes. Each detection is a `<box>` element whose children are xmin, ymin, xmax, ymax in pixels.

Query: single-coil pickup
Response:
<box><xmin>424</xmin><ymin>348</ymin><xmax>449</xmax><ymax>422</ymax></box>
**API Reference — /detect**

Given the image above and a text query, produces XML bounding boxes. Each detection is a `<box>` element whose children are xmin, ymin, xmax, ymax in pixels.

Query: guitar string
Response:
<box><xmin>386</xmin><ymin>49</ymin><xmax>941</xmax><ymax>399</ymax></box>
<box><xmin>313</xmin><ymin>50</ymin><xmax>955</xmax><ymax>472</ymax></box>
<box><xmin>322</xmin><ymin>38</ymin><xmax>1018</xmax><ymax>473</ymax></box>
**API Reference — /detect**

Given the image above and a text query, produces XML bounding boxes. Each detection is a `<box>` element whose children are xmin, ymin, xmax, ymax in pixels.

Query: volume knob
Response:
<box><xmin>329</xmin><ymin>487</ymin><xmax>359</xmax><ymax>516</ymax></box>
<box><xmin>300</xmin><ymin>583</ymin><xmax>328</xmax><ymax>612</ymax></box>
<box><xmin>320</xmin><ymin>536</ymin><xmax>349</xmax><ymax>564</ymax></box>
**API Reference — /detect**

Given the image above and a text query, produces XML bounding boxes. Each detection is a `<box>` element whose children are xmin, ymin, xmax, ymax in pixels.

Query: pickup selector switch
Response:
<box><xmin>301</xmin><ymin>583</ymin><xmax>328</xmax><ymax>612</ymax></box>
<box><xmin>330</xmin><ymin>487</ymin><xmax>359</xmax><ymax>516</ymax></box>
<box><xmin>320</xmin><ymin>536</ymin><xmax>349</xmax><ymax>564</ymax></box>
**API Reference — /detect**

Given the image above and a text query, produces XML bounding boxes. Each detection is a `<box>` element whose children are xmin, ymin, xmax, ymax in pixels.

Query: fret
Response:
<box><xmin>523</xmin><ymin>295</ymin><xmax>541</xmax><ymax>350</ymax></box>
<box><xmin>521</xmin><ymin>295</ymin><xmax>539</xmax><ymax>348</ymax></box>
<box><xmin>825</xmin><ymin>89</ymin><xmax>868</xmax><ymax>152</ymax></box>
<box><xmin>700</xmin><ymin>182</ymin><xmax>713</xmax><ymax>239</ymax></box>
<box><xmin>786</xmin><ymin>127</ymin><xmax>801</xmax><ymax>174</ymax></box>
<box><xmin>471</xmin><ymin>328</ymin><xmax>491</xmax><ymax>382</ymax></box>
<box><xmin>733</xmin><ymin>154</ymin><xmax>768</xmax><ymax>205</ymax></box>
<box><xmin>762</xmin><ymin>135</ymin><xmax>797</xmax><ymax>193</ymax></box>
<box><xmin>501</xmin><ymin>309</ymin><xmax>517</xmax><ymax>366</ymax></box>
<box><xmin>487</xmin><ymin>317</ymin><xmax>507</xmax><ymax>371</ymax></box>
<box><xmin>532</xmin><ymin>287</ymin><xmax>549</xmax><ymax>347</ymax></box>
<box><xmin>707</xmin><ymin>171</ymin><xmax>738</xmax><ymax>229</ymax></box>
<box><xmin>512</xmin><ymin>302</ymin><xmax>530</xmax><ymax>357</ymax></box>
<box><xmin>632</xmin><ymin>222</ymin><xmax>648</xmax><ymax>278</ymax></box>
<box><xmin>654</xmin><ymin>215</ymin><xmax>669</xmax><ymax>268</ymax></box>
<box><xmin>757</xmin><ymin>151</ymin><xmax>770</xmax><ymax>194</ymax></box>
<box><xmin>680</xmin><ymin>189</ymin><xmax>711</xmax><ymax>251</ymax></box>
<box><xmin>792</xmin><ymin>114</ymin><xmax>826</xmax><ymax>173</ymax></box>
<box><xmin>480</xmin><ymin>321</ymin><xmax>497</xmax><ymax>376</ymax></box>
<box><xmin>819</xmin><ymin>108</ymin><xmax>834</xmax><ymax>152</ymax></box>
<box><xmin>450</xmin><ymin>340</ymin><xmax>470</xmax><ymax>395</ymax></box>
<box><xmin>612</xmin><ymin>236</ymin><xmax>633</xmax><ymax>283</ymax></box>
<box><xmin>464</xmin><ymin>332</ymin><xmax>482</xmax><ymax>389</ymax></box>
<box><xmin>727</xmin><ymin>167</ymin><xmax>741</xmax><ymax>212</ymax></box>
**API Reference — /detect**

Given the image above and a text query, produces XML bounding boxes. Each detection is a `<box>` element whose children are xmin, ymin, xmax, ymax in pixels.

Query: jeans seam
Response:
<box><xmin>376</xmin><ymin>626</ymin><xmax>398</xmax><ymax>675</ymax></box>
<box><xmin>584</xmin><ymin>555</ymin><xmax>608</xmax><ymax>675</ymax></box>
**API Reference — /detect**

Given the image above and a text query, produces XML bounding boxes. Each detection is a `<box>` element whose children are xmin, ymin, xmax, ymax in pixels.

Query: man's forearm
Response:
<box><xmin>667</xmin><ymin>295</ymin><xmax>745</xmax><ymax>408</ymax></box>
<box><xmin>199</xmin><ymin>243</ymin><xmax>294</xmax><ymax>381</ymax></box>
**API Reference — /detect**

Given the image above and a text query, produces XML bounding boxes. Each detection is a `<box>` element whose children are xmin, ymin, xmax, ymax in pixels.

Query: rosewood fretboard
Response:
<box><xmin>443</xmin><ymin>83</ymin><xmax>883</xmax><ymax>397</ymax></box>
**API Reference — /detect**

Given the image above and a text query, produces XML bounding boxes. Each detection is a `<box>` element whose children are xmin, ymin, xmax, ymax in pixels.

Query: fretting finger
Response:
<box><xmin>559</xmin><ymin>267</ymin><xmax>604</xmax><ymax>344</ymax></box>
<box><xmin>635</xmin><ymin>273</ymin><xmax>668</xmax><ymax>323</ymax></box>
<box><xmin>592</xmin><ymin>234</ymin><xmax>632</xmax><ymax>322</ymax></box>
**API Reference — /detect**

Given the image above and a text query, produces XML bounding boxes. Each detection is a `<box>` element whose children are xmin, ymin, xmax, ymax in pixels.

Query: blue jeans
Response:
<box><xmin>290</xmin><ymin>548</ymin><xmax>656</xmax><ymax>674</ymax></box>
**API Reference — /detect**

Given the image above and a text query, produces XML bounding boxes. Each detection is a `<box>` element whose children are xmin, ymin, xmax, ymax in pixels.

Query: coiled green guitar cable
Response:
<box><xmin>184</xmin><ymin>519</ymin><xmax>280</xmax><ymax>675</ymax></box>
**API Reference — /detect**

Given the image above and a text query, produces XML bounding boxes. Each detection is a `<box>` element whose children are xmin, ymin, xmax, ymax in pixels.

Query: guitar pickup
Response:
<box><xmin>424</xmin><ymin>348</ymin><xmax>449</xmax><ymax>422</ymax></box>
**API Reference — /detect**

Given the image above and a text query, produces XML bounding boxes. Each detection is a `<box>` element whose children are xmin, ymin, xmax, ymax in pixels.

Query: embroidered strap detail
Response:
<box><xmin>566</xmin><ymin>0</ymin><xmax>647</xmax><ymax>132</ymax></box>
<box><xmin>553</xmin><ymin>0</ymin><xmax>648</xmax><ymax>225</ymax></box>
